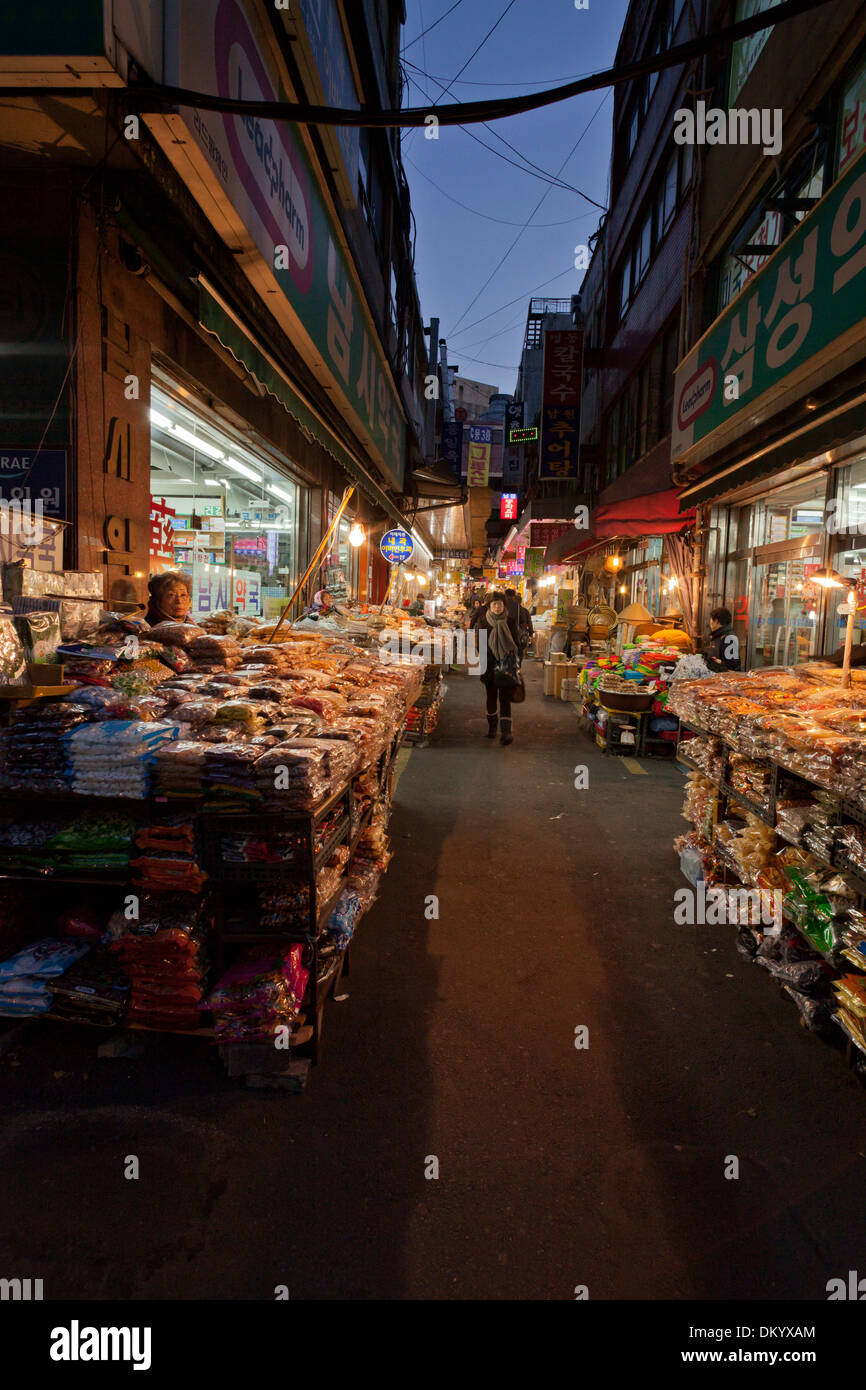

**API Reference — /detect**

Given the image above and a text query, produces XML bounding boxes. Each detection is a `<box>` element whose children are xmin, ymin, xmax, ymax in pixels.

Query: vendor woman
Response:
<box><xmin>145</xmin><ymin>569</ymin><xmax>194</xmax><ymax>627</ymax></box>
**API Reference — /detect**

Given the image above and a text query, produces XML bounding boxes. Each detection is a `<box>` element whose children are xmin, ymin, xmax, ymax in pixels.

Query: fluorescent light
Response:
<box><xmin>218</xmin><ymin>480</ymin><xmax>232</xmax><ymax>490</ymax></box>
<box><xmin>267</xmin><ymin>482</ymin><xmax>294</xmax><ymax>503</ymax></box>
<box><xmin>150</xmin><ymin>409</ymin><xmax>173</xmax><ymax>430</ymax></box>
<box><xmin>203</xmin><ymin>479</ymin><xmax>222</xmax><ymax>487</ymax></box>
<box><xmin>225</xmin><ymin>457</ymin><xmax>262</xmax><ymax>483</ymax></box>
<box><xmin>171</xmin><ymin>425</ymin><xmax>224</xmax><ymax>460</ymax></box>
<box><xmin>411</xmin><ymin>529</ymin><xmax>433</xmax><ymax>560</ymax></box>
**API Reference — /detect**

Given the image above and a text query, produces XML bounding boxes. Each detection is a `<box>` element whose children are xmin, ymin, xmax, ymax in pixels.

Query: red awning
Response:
<box><xmin>593</xmin><ymin>488</ymin><xmax>694</xmax><ymax>538</ymax></box>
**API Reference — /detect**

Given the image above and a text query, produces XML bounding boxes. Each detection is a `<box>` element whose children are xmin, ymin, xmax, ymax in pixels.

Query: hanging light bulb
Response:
<box><xmin>349</xmin><ymin>522</ymin><xmax>365</xmax><ymax>547</ymax></box>
<box><xmin>619</xmin><ymin>584</ymin><xmax>626</xmax><ymax>594</ymax></box>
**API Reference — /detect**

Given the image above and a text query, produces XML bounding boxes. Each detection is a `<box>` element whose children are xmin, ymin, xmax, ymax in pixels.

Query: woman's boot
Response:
<box><xmin>500</xmin><ymin>718</ymin><xmax>513</xmax><ymax>745</ymax></box>
<box><xmin>486</xmin><ymin>715</ymin><xmax>498</xmax><ymax>738</ymax></box>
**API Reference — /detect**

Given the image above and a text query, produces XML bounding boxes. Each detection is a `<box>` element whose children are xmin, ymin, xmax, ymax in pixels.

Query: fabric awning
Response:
<box><xmin>594</xmin><ymin>488</ymin><xmax>694</xmax><ymax>537</ymax></box>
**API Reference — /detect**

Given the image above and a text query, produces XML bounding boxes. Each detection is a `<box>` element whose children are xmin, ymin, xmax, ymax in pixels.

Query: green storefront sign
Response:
<box><xmin>672</xmin><ymin>146</ymin><xmax>866</xmax><ymax>464</ymax></box>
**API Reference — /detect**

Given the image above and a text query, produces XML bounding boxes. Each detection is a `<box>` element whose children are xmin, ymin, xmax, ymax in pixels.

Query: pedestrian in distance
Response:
<box><xmin>475</xmin><ymin>591</ymin><xmax>521</xmax><ymax>745</ymax></box>
<box><xmin>504</xmin><ymin>587</ymin><xmax>533</xmax><ymax>666</ymax></box>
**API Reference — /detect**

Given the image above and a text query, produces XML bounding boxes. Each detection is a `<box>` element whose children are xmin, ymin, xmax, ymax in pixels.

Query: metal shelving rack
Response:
<box><xmin>675</xmin><ymin>719</ymin><xmax>866</xmax><ymax>1060</ymax></box>
<box><xmin>0</xmin><ymin>729</ymin><xmax>405</xmax><ymax>1071</ymax></box>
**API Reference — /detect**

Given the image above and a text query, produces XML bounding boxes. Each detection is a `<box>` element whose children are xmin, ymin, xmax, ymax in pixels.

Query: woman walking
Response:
<box><xmin>475</xmin><ymin>591</ymin><xmax>521</xmax><ymax>745</ymax></box>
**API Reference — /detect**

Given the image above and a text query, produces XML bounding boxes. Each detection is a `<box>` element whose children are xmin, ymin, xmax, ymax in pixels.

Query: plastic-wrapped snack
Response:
<box><xmin>206</xmin><ymin>944</ymin><xmax>309</xmax><ymax>1042</ymax></box>
<box><xmin>0</xmin><ymin>937</ymin><xmax>90</xmax><ymax>1017</ymax></box>
<box><xmin>0</xmin><ymin>614</ymin><xmax>28</xmax><ymax>685</ymax></box>
<box><xmin>145</xmin><ymin>621</ymin><xmax>206</xmax><ymax>647</ymax></box>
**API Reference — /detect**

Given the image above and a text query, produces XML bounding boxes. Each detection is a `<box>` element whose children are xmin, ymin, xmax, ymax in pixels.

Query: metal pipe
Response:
<box><xmin>269</xmin><ymin>485</ymin><xmax>355</xmax><ymax>640</ymax></box>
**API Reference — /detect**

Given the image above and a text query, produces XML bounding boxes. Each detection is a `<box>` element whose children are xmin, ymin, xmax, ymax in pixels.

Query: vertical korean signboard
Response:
<box><xmin>503</xmin><ymin>400</ymin><xmax>524</xmax><ymax>489</ymax></box>
<box><xmin>539</xmin><ymin>330</ymin><xmax>583</xmax><ymax>482</ymax></box>
<box><xmin>467</xmin><ymin>425</ymin><xmax>492</xmax><ymax>486</ymax></box>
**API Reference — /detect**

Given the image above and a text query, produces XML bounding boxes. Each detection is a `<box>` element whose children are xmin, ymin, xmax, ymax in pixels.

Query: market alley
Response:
<box><xmin>2</xmin><ymin>663</ymin><xmax>866</xmax><ymax>1301</ymax></box>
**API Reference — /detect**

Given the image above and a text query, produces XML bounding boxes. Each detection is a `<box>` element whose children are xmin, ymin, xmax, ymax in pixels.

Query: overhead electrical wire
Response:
<box><xmin>403</xmin><ymin>156</ymin><xmax>597</xmax><ymax>226</ymax></box>
<box><xmin>402</xmin><ymin>67</ymin><xmax>600</xmax><ymax>198</ymax></box>
<box><xmin>124</xmin><ymin>0</ymin><xmax>835</xmax><ymax>127</ymax></box>
<box><xmin>401</xmin><ymin>0</ymin><xmax>467</xmax><ymax>54</ymax></box>
<box><xmin>446</xmin><ymin>87</ymin><xmax>610</xmax><ymax>337</ymax></box>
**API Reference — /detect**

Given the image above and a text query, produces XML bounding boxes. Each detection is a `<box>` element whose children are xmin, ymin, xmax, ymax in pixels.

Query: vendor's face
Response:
<box><xmin>489</xmin><ymin>599</ymin><xmax>505</xmax><ymax>616</ymax></box>
<box><xmin>161</xmin><ymin>582</ymin><xmax>191</xmax><ymax>619</ymax></box>
<box><xmin>709</xmin><ymin>617</ymin><xmax>721</xmax><ymax>632</ymax></box>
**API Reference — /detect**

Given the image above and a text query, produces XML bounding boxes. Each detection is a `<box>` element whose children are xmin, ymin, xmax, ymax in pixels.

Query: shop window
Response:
<box><xmin>757</xmin><ymin>477</ymin><xmax>825</xmax><ymax>546</ymax></box>
<box><xmin>728</xmin><ymin>0</ymin><xmax>785</xmax><ymax>105</ymax></box>
<box><xmin>149</xmin><ymin>383</ymin><xmax>300</xmax><ymax>623</ymax></box>
<box><xmin>838</xmin><ymin>50</ymin><xmax>866</xmax><ymax>177</ymax></box>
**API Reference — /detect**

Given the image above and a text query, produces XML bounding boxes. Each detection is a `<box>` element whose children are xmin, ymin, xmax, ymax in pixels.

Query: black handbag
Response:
<box><xmin>493</xmin><ymin>652</ymin><xmax>520</xmax><ymax>688</ymax></box>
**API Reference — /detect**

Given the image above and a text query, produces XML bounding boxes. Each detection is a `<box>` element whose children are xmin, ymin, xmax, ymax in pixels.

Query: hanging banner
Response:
<box><xmin>440</xmin><ymin>420</ymin><xmax>464</xmax><ymax>474</ymax></box>
<box><xmin>539</xmin><ymin>330</ymin><xmax>583</xmax><ymax>482</ymax></box>
<box><xmin>467</xmin><ymin>425</ymin><xmax>492</xmax><ymax>487</ymax></box>
<box><xmin>523</xmin><ymin>547</ymin><xmax>544</xmax><ymax>576</ymax></box>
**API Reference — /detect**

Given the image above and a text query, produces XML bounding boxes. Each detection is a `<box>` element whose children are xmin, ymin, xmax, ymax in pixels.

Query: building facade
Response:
<box><xmin>0</xmin><ymin>0</ymin><xmax>439</xmax><ymax>617</ymax></box>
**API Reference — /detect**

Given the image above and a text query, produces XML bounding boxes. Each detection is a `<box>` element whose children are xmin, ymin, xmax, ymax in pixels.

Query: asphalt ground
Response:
<box><xmin>1</xmin><ymin>660</ymin><xmax>865</xmax><ymax>1300</ymax></box>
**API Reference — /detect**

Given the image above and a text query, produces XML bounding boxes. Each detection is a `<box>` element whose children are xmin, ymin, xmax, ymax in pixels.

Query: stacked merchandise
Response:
<box><xmin>64</xmin><ymin>721</ymin><xmax>178</xmax><ymax>797</ymax></box>
<box><xmin>680</xmin><ymin>732</ymin><xmax>725</xmax><ymax>782</ymax></box>
<box><xmin>0</xmin><ymin>939</ymin><xmax>90</xmax><ymax>1017</ymax></box>
<box><xmin>0</xmin><ymin>813</ymin><xmax>135</xmax><ymax>876</ymax></box>
<box><xmin>131</xmin><ymin>821</ymin><xmax>207</xmax><ymax>894</ymax></box>
<box><xmin>106</xmin><ymin>897</ymin><xmax>209</xmax><ymax>1032</ymax></box>
<box><xmin>670</xmin><ymin>663</ymin><xmax>866</xmax><ymax>1061</ymax></box>
<box><xmin>0</xmin><ymin>608</ymin><xmax>424</xmax><ymax>1076</ymax></box>
<box><xmin>0</xmin><ymin>701</ymin><xmax>90</xmax><ymax>794</ymax></box>
<box><xmin>206</xmin><ymin>945</ymin><xmax>309</xmax><ymax>1042</ymax></box>
<box><xmin>48</xmin><ymin>949</ymin><xmax>130</xmax><ymax>1027</ymax></box>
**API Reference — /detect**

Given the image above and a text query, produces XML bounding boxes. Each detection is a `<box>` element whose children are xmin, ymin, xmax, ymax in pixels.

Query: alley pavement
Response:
<box><xmin>1</xmin><ymin>660</ymin><xmax>865</xmax><ymax>1299</ymax></box>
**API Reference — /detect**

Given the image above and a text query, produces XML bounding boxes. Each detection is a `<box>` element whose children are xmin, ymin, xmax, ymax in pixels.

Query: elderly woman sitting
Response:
<box><xmin>145</xmin><ymin>570</ymin><xmax>194</xmax><ymax>627</ymax></box>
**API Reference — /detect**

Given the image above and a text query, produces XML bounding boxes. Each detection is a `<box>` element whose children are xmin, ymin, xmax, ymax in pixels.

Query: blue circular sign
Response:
<box><xmin>380</xmin><ymin>528</ymin><xmax>414</xmax><ymax>564</ymax></box>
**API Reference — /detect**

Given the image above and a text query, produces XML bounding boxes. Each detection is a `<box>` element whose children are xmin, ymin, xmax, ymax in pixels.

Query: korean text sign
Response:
<box><xmin>539</xmin><ymin>330</ymin><xmax>583</xmax><ymax>482</ymax></box>
<box><xmin>672</xmin><ymin>147</ymin><xmax>866</xmax><ymax>461</ymax></box>
<box><xmin>161</xmin><ymin>0</ymin><xmax>406</xmax><ymax>488</ymax></box>
<box><xmin>467</xmin><ymin>425</ymin><xmax>492</xmax><ymax>487</ymax></box>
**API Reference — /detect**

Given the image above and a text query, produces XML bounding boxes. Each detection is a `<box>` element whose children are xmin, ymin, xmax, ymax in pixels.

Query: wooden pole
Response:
<box><xmin>378</xmin><ymin>563</ymin><xmax>401</xmax><ymax>615</ymax></box>
<box><xmin>842</xmin><ymin>591</ymin><xmax>856</xmax><ymax>690</ymax></box>
<box><xmin>269</xmin><ymin>486</ymin><xmax>355</xmax><ymax>641</ymax></box>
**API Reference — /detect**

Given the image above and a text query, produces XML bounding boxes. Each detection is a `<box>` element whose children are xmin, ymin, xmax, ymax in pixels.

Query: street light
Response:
<box><xmin>809</xmin><ymin>567</ymin><xmax>857</xmax><ymax>688</ymax></box>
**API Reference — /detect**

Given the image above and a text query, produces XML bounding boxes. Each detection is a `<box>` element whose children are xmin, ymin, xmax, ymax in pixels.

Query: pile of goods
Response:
<box><xmin>668</xmin><ymin>665</ymin><xmax>866</xmax><ymax>805</ymax></box>
<box><xmin>0</xmin><ymin>595</ymin><xmax>421</xmax><ymax>1063</ymax></box>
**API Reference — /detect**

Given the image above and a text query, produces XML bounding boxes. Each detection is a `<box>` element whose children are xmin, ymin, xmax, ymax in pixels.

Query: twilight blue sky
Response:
<box><xmin>400</xmin><ymin>0</ymin><xmax>631</xmax><ymax>395</ymax></box>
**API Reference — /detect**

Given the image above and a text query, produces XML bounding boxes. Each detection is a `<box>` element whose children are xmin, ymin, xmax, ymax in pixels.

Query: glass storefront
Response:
<box><xmin>149</xmin><ymin>376</ymin><xmax>303</xmax><ymax>623</ymax></box>
<box><xmin>705</xmin><ymin>470</ymin><xmax>859</xmax><ymax>667</ymax></box>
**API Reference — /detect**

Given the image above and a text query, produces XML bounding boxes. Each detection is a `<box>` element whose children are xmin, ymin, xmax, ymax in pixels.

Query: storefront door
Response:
<box><xmin>748</xmin><ymin>546</ymin><xmax>822</xmax><ymax>667</ymax></box>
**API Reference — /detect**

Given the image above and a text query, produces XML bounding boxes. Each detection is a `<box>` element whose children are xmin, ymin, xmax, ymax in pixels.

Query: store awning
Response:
<box><xmin>542</xmin><ymin>526</ymin><xmax>599</xmax><ymax>566</ymax></box>
<box><xmin>595</xmin><ymin>488</ymin><xmax>694</xmax><ymax>537</ymax></box>
<box><xmin>197</xmin><ymin>282</ymin><xmax>408</xmax><ymax>529</ymax></box>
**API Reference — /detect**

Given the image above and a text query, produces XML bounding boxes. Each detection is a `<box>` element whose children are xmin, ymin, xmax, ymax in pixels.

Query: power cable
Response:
<box><xmin>403</xmin><ymin>156</ymin><xmax>597</xmax><ymax>226</ymax></box>
<box><xmin>403</xmin><ymin>65</ymin><xmax>601</xmax><ymax>199</ymax></box>
<box><xmin>401</xmin><ymin>0</ymin><xmax>467</xmax><ymax>54</ymax></box>
<box><xmin>124</xmin><ymin>0</ymin><xmax>835</xmax><ymax>127</ymax></box>
<box><xmin>447</xmin><ymin>88</ymin><xmax>610</xmax><ymax>336</ymax></box>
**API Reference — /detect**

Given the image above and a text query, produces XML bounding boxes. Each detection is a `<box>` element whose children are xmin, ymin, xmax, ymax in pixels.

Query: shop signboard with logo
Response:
<box><xmin>500</xmin><ymin>493</ymin><xmax>518</xmax><ymax>520</ymax></box>
<box><xmin>380</xmin><ymin>528</ymin><xmax>413</xmax><ymax>564</ymax></box>
<box><xmin>672</xmin><ymin>147</ymin><xmax>866</xmax><ymax>466</ymax></box>
<box><xmin>143</xmin><ymin>0</ymin><xmax>406</xmax><ymax>488</ymax></box>
<box><xmin>529</xmin><ymin>521</ymin><xmax>572</xmax><ymax>549</ymax></box>
<box><xmin>0</xmin><ymin>449</ymin><xmax>67</xmax><ymax>520</ymax></box>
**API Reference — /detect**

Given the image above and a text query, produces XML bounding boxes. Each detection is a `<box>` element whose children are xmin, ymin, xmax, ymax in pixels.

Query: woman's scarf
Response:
<box><xmin>486</xmin><ymin>608</ymin><xmax>518</xmax><ymax>663</ymax></box>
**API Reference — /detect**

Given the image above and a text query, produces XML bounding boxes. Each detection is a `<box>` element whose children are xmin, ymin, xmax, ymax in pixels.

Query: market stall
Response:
<box><xmin>576</xmin><ymin>633</ymin><xmax>691</xmax><ymax>757</ymax></box>
<box><xmin>667</xmin><ymin>664</ymin><xmax>866</xmax><ymax>1068</ymax></box>
<box><xmin>0</xmin><ymin>570</ymin><xmax>424</xmax><ymax>1089</ymax></box>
